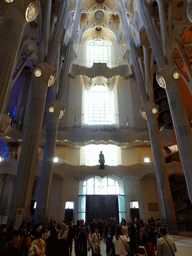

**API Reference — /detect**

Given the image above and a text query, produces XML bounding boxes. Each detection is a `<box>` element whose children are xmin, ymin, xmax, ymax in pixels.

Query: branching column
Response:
<box><xmin>0</xmin><ymin>0</ymin><xmax>39</xmax><ymax>114</ymax></box>
<box><xmin>14</xmin><ymin>67</ymin><xmax>32</xmax><ymax>130</ymax></box>
<box><xmin>139</xmin><ymin>0</ymin><xmax>192</xmax><ymax>203</ymax></box>
<box><xmin>34</xmin><ymin>0</ymin><xmax>83</xmax><ymax>224</ymax></box>
<box><xmin>7</xmin><ymin>0</ymin><xmax>72</xmax><ymax>224</ymax></box>
<box><xmin>117</xmin><ymin>0</ymin><xmax>178</xmax><ymax>233</ymax></box>
<box><xmin>8</xmin><ymin>62</ymin><xmax>56</xmax><ymax>224</ymax></box>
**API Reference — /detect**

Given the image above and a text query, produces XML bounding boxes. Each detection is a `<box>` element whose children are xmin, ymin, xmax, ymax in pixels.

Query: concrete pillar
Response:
<box><xmin>139</xmin><ymin>0</ymin><xmax>192</xmax><ymax>203</ymax></box>
<box><xmin>0</xmin><ymin>0</ymin><xmax>39</xmax><ymax>114</ymax></box>
<box><xmin>8</xmin><ymin>63</ymin><xmax>56</xmax><ymax>224</ymax></box>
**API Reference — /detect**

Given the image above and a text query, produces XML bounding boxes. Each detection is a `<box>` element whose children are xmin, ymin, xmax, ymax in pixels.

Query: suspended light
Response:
<box><xmin>4</xmin><ymin>0</ymin><xmax>14</xmax><ymax>3</ymax></box>
<box><xmin>48</xmin><ymin>106</ymin><xmax>55</xmax><ymax>113</ymax></box>
<box><xmin>144</xmin><ymin>157</ymin><xmax>150</xmax><ymax>163</ymax></box>
<box><xmin>34</xmin><ymin>67</ymin><xmax>42</xmax><ymax>77</ymax></box>
<box><xmin>152</xmin><ymin>106</ymin><xmax>158</xmax><ymax>114</ymax></box>
<box><xmin>48</xmin><ymin>73</ymin><xmax>56</xmax><ymax>87</ymax></box>
<box><xmin>25</xmin><ymin>1</ymin><xmax>39</xmax><ymax>23</ymax></box>
<box><xmin>173</xmin><ymin>70</ymin><xmax>181</xmax><ymax>80</ymax></box>
<box><xmin>53</xmin><ymin>157</ymin><xmax>59</xmax><ymax>163</ymax></box>
<box><xmin>156</xmin><ymin>73</ymin><xmax>166</xmax><ymax>89</ymax></box>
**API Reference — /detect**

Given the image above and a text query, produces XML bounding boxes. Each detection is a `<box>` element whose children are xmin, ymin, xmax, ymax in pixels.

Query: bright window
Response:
<box><xmin>83</xmin><ymin>144</ymin><xmax>119</xmax><ymax>166</ymax></box>
<box><xmin>144</xmin><ymin>157</ymin><xmax>150</xmax><ymax>163</ymax></box>
<box><xmin>86</xmin><ymin>39</ymin><xmax>112</xmax><ymax>67</ymax></box>
<box><xmin>84</xmin><ymin>86</ymin><xmax>114</xmax><ymax>125</ymax></box>
<box><xmin>53</xmin><ymin>157</ymin><xmax>59</xmax><ymax>162</ymax></box>
<box><xmin>65</xmin><ymin>201</ymin><xmax>74</xmax><ymax>209</ymax></box>
<box><xmin>130</xmin><ymin>201</ymin><xmax>139</xmax><ymax>209</ymax></box>
<box><xmin>79</xmin><ymin>176</ymin><xmax>123</xmax><ymax>195</ymax></box>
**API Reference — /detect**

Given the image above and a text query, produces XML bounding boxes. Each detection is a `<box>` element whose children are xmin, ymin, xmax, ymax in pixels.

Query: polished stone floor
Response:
<box><xmin>71</xmin><ymin>233</ymin><xmax>192</xmax><ymax>256</ymax></box>
<box><xmin>170</xmin><ymin>234</ymin><xmax>192</xmax><ymax>256</ymax></box>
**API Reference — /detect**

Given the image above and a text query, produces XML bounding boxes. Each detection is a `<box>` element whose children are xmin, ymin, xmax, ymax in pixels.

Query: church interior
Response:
<box><xmin>0</xmin><ymin>0</ymin><xmax>192</xmax><ymax>233</ymax></box>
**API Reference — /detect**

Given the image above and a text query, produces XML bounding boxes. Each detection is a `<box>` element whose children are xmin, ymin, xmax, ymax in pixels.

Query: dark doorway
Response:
<box><xmin>130</xmin><ymin>208</ymin><xmax>140</xmax><ymax>220</ymax></box>
<box><xmin>86</xmin><ymin>195</ymin><xmax>119</xmax><ymax>224</ymax></box>
<box><xmin>65</xmin><ymin>209</ymin><xmax>73</xmax><ymax>222</ymax></box>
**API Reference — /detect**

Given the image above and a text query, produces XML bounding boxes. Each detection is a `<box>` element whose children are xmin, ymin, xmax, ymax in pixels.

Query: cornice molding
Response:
<box><xmin>69</xmin><ymin>63</ymin><xmax>132</xmax><ymax>79</ymax></box>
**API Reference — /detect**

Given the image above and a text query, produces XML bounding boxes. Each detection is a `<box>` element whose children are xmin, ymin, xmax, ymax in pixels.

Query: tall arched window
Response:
<box><xmin>78</xmin><ymin>176</ymin><xmax>126</xmax><ymax>221</ymax></box>
<box><xmin>84</xmin><ymin>85</ymin><xmax>115</xmax><ymax>125</ymax></box>
<box><xmin>86</xmin><ymin>39</ymin><xmax>112</xmax><ymax>67</ymax></box>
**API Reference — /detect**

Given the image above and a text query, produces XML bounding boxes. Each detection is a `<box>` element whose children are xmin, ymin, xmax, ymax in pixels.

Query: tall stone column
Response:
<box><xmin>7</xmin><ymin>0</ymin><xmax>70</xmax><ymax>225</ymax></box>
<box><xmin>140</xmin><ymin>102</ymin><xmax>178</xmax><ymax>234</ymax></box>
<box><xmin>139</xmin><ymin>0</ymin><xmax>192</xmax><ymax>203</ymax></box>
<box><xmin>117</xmin><ymin>0</ymin><xmax>178</xmax><ymax>233</ymax></box>
<box><xmin>8</xmin><ymin>63</ymin><xmax>56</xmax><ymax>223</ymax></box>
<box><xmin>0</xmin><ymin>174</ymin><xmax>15</xmax><ymax>223</ymax></box>
<box><xmin>0</xmin><ymin>0</ymin><xmax>39</xmax><ymax>114</ymax></box>
<box><xmin>34</xmin><ymin>101</ymin><xmax>64</xmax><ymax>224</ymax></box>
<box><xmin>34</xmin><ymin>0</ymin><xmax>83</xmax><ymax>224</ymax></box>
<box><xmin>14</xmin><ymin>67</ymin><xmax>32</xmax><ymax>130</ymax></box>
<box><xmin>34</xmin><ymin>42</ymin><xmax>75</xmax><ymax>225</ymax></box>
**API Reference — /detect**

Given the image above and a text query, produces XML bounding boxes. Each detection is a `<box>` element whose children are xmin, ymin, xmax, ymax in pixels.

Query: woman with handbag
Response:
<box><xmin>113</xmin><ymin>225</ymin><xmax>129</xmax><ymax>256</ymax></box>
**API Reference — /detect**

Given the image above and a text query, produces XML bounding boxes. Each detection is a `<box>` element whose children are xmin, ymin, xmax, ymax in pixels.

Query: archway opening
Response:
<box><xmin>78</xmin><ymin>176</ymin><xmax>125</xmax><ymax>224</ymax></box>
<box><xmin>65</xmin><ymin>201</ymin><xmax>74</xmax><ymax>223</ymax></box>
<box><xmin>130</xmin><ymin>201</ymin><xmax>140</xmax><ymax>220</ymax></box>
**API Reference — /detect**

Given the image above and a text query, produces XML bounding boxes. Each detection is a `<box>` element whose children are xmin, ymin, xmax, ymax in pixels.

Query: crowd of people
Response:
<box><xmin>0</xmin><ymin>217</ymin><xmax>177</xmax><ymax>256</ymax></box>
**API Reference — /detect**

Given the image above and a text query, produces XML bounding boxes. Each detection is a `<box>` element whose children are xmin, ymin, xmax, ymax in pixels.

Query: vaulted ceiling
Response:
<box><xmin>1</xmin><ymin>0</ymin><xmax>192</xmax><ymax>152</ymax></box>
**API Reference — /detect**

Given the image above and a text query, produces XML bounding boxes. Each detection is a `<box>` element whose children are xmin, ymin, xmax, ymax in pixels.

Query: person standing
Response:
<box><xmin>90</xmin><ymin>219</ymin><xmax>96</xmax><ymax>236</ymax></box>
<box><xmin>91</xmin><ymin>228</ymin><xmax>100</xmax><ymax>256</ymax></box>
<box><xmin>156</xmin><ymin>226</ymin><xmax>177</xmax><ymax>256</ymax></box>
<box><xmin>113</xmin><ymin>225</ymin><xmax>129</xmax><ymax>256</ymax></box>
<box><xmin>0</xmin><ymin>230</ymin><xmax>21</xmax><ymax>256</ymax></box>
<box><xmin>99</xmin><ymin>151</ymin><xmax>105</xmax><ymax>169</ymax></box>
<box><xmin>67</xmin><ymin>221</ymin><xmax>75</xmax><ymax>256</ymax></box>
<box><xmin>58</xmin><ymin>223</ymin><xmax>69</xmax><ymax>256</ymax></box>
<box><xmin>75</xmin><ymin>219</ymin><xmax>91</xmax><ymax>256</ymax></box>
<box><xmin>128</xmin><ymin>220</ymin><xmax>136</xmax><ymax>256</ymax></box>
<box><xmin>46</xmin><ymin>227</ymin><xmax>60</xmax><ymax>256</ymax></box>
<box><xmin>106</xmin><ymin>218</ymin><xmax>116</xmax><ymax>256</ymax></box>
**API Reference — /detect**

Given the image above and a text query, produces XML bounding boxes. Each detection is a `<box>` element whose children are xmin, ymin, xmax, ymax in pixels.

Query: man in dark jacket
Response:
<box><xmin>0</xmin><ymin>230</ymin><xmax>21</xmax><ymax>256</ymax></box>
<box><xmin>75</xmin><ymin>219</ymin><xmax>91</xmax><ymax>256</ymax></box>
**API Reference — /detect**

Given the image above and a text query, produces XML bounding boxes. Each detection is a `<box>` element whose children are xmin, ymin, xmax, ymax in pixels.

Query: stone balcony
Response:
<box><xmin>56</xmin><ymin>125</ymin><xmax>177</xmax><ymax>147</ymax></box>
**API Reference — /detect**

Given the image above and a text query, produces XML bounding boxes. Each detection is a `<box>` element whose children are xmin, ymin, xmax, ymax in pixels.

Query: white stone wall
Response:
<box><xmin>123</xmin><ymin>174</ymin><xmax>145</xmax><ymax>221</ymax></box>
<box><xmin>48</xmin><ymin>174</ymin><xmax>65</xmax><ymax>222</ymax></box>
<box><xmin>140</xmin><ymin>175</ymin><xmax>161</xmax><ymax>222</ymax></box>
<box><xmin>116</xmin><ymin>77</ymin><xmax>147</xmax><ymax>128</ymax></box>
<box><xmin>66</xmin><ymin>76</ymin><xmax>83</xmax><ymax>127</ymax></box>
